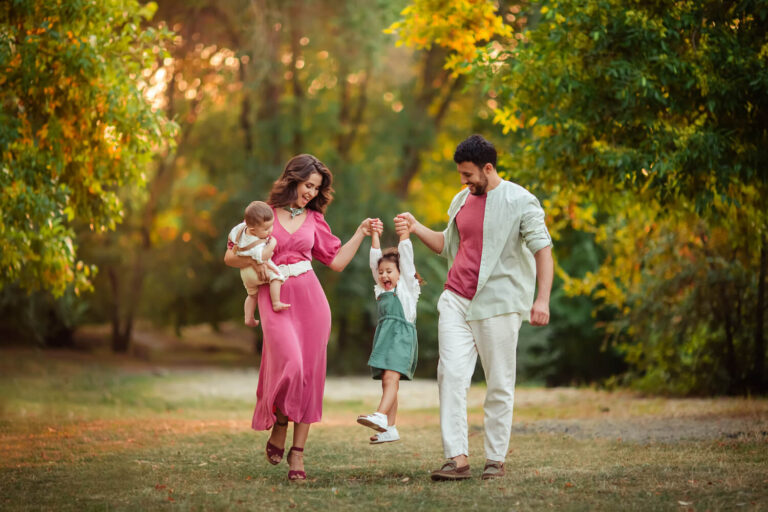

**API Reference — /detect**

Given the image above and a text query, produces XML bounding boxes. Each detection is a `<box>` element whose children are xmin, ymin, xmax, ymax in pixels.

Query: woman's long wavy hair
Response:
<box><xmin>267</xmin><ymin>154</ymin><xmax>334</xmax><ymax>214</ymax></box>
<box><xmin>378</xmin><ymin>247</ymin><xmax>426</xmax><ymax>286</ymax></box>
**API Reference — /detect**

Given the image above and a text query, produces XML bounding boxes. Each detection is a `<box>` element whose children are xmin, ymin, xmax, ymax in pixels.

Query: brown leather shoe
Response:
<box><xmin>481</xmin><ymin>460</ymin><xmax>505</xmax><ymax>480</ymax></box>
<box><xmin>430</xmin><ymin>460</ymin><xmax>471</xmax><ymax>481</ymax></box>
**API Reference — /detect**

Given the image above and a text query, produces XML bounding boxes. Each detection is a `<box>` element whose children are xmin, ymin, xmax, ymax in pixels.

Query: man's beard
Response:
<box><xmin>469</xmin><ymin>176</ymin><xmax>488</xmax><ymax>195</ymax></box>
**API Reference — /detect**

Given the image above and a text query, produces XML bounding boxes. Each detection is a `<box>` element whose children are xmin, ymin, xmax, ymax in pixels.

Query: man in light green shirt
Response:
<box><xmin>395</xmin><ymin>135</ymin><xmax>553</xmax><ymax>481</ymax></box>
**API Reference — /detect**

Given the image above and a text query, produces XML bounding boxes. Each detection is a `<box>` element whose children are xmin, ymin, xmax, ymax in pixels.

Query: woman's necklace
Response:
<box><xmin>284</xmin><ymin>205</ymin><xmax>306</xmax><ymax>219</ymax></box>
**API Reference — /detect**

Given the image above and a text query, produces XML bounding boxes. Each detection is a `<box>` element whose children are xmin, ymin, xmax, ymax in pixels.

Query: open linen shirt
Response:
<box><xmin>370</xmin><ymin>239</ymin><xmax>420</xmax><ymax>323</ymax></box>
<box><xmin>439</xmin><ymin>180</ymin><xmax>552</xmax><ymax>322</ymax></box>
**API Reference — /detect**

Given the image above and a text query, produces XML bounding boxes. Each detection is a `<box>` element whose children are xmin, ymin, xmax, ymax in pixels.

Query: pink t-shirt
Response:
<box><xmin>444</xmin><ymin>192</ymin><xmax>486</xmax><ymax>299</ymax></box>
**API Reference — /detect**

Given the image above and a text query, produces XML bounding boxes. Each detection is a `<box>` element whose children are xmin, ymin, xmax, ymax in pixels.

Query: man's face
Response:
<box><xmin>457</xmin><ymin>161</ymin><xmax>489</xmax><ymax>195</ymax></box>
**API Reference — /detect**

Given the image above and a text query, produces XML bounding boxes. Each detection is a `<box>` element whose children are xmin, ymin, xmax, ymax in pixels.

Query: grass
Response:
<box><xmin>1</xmin><ymin>348</ymin><xmax>767</xmax><ymax>511</ymax></box>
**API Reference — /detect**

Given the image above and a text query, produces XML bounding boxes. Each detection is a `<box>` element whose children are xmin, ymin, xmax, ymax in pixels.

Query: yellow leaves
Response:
<box><xmin>37</xmin><ymin>124</ymin><xmax>49</xmax><ymax>142</ymax></box>
<box><xmin>155</xmin><ymin>210</ymin><xmax>182</xmax><ymax>243</ymax></box>
<box><xmin>493</xmin><ymin>107</ymin><xmax>523</xmax><ymax>133</ymax></box>
<box><xmin>7</xmin><ymin>53</ymin><xmax>22</xmax><ymax>70</ymax></box>
<box><xmin>386</xmin><ymin>0</ymin><xmax>512</xmax><ymax>74</ymax></box>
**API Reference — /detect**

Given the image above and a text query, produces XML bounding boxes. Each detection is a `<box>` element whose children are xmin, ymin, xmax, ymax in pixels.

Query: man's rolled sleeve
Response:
<box><xmin>520</xmin><ymin>196</ymin><xmax>552</xmax><ymax>254</ymax></box>
<box><xmin>439</xmin><ymin>225</ymin><xmax>452</xmax><ymax>259</ymax></box>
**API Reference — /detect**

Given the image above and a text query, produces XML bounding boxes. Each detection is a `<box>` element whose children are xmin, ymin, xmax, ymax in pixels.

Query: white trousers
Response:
<box><xmin>437</xmin><ymin>290</ymin><xmax>522</xmax><ymax>462</ymax></box>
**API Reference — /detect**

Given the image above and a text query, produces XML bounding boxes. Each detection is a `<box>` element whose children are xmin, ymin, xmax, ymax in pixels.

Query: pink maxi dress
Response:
<box><xmin>251</xmin><ymin>208</ymin><xmax>341</xmax><ymax>430</ymax></box>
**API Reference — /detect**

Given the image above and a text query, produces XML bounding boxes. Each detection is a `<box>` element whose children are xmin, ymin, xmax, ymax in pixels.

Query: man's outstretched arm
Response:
<box><xmin>394</xmin><ymin>212</ymin><xmax>444</xmax><ymax>255</ymax></box>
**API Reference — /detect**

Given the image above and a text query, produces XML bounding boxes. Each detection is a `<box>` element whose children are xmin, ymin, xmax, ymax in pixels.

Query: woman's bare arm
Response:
<box><xmin>328</xmin><ymin>218</ymin><xmax>377</xmax><ymax>272</ymax></box>
<box><xmin>224</xmin><ymin>248</ymin><xmax>268</xmax><ymax>281</ymax></box>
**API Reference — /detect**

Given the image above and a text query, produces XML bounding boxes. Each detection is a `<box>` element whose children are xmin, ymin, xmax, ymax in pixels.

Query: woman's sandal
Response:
<box><xmin>265</xmin><ymin>418</ymin><xmax>289</xmax><ymax>465</ymax></box>
<box><xmin>287</xmin><ymin>446</ymin><xmax>306</xmax><ymax>482</ymax></box>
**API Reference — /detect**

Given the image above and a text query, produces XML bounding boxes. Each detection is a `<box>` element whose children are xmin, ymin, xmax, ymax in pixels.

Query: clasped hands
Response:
<box><xmin>361</xmin><ymin>213</ymin><xmax>417</xmax><ymax>238</ymax></box>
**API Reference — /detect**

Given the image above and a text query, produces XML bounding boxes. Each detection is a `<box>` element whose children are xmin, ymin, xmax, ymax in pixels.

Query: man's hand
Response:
<box><xmin>394</xmin><ymin>211</ymin><xmax>445</xmax><ymax>254</ymax></box>
<box><xmin>394</xmin><ymin>212</ymin><xmax>417</xmax><ymax>237</ymax></box>
<box><xmin>529</xmin><ymin>298</ymin><xmax>550</xmax><ymax>326</ymax></box>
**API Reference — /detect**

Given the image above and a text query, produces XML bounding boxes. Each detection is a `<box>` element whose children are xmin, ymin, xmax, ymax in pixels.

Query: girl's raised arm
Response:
<box><xmin>369</xmin><ymin>229</ymin><xmax>382</xmax><ymax>284</ymax></box>
<box><xmin>397</xmin><ymin>236</ymin><xmax>418</xmax><ymax>291</ymax></box>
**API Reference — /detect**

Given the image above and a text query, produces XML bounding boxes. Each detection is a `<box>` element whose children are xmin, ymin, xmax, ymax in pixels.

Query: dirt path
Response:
<box><xmin>152</xmin><ymin>372</ymin><xmax>768</xmax><ymax>443</ymax></box>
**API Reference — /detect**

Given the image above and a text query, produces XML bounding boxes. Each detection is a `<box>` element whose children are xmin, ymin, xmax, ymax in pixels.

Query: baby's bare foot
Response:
<box><xmin>272</xmin><ymin>302</ymin><xmax>291</xmax><ymax>312</ymax></box>
<box><xmin>245</xmin><ymin>317</ymin><xmax>260</xmax><ymax>327</ymax></box>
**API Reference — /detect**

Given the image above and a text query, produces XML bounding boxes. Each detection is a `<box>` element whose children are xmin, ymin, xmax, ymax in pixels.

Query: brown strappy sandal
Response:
<box><xmin>265</xmin><ymin>418</ymin><xmax>288</xmax><ymax>465</ymax></box>
<box><xmin>287</xmin><ymin>446</ymin><xmax>306</xmax><ymax>481</ymax></box>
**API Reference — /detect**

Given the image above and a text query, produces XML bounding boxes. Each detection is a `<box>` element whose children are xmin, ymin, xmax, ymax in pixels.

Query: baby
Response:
<box><xmin>228</xmin><ymin>201</ymin><xmax>290</xmax><ymax>327</ymax></box>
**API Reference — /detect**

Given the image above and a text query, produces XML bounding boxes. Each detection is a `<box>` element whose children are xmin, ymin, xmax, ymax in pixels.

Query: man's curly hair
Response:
<box><xmin>453</xmin><ymin>134</ymin><xmax>497</xmax><ymax>170</ymax></box>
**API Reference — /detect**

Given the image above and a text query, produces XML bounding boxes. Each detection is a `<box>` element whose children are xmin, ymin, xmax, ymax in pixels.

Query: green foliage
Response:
<box><xmin>388</xmin><ymin>0</ymin><xmax>768</xmax><ymax>393</ymax></box>
<box><xmin>0</xmin><ymin>0</ymin><xmax>176</xmax><ymax>296</ymax></box>
<box><xmin>0</xmin><ymin>285</ymin><xmax>88</xmax><ymax>347</ymax></box>
<box><xmin>486</xmin><ymin>1</ymin><xmax>768</xmax><ymax>209</ymax></box>
<box><xmin>595</xmin><ymin>200</ymin><xmax>765</xmax><ymax>395</ymax></box>
<box><xmin>68</xmin><ymin>0</ymin><xmax>499</xmax><ymax>366</ymax></box>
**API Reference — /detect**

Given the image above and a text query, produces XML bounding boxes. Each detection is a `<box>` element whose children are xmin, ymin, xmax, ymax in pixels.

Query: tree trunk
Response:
<box><xmin>721</xmin><ymin>282</ymin><xmax>739</xmax><ymax>394</ymax></box>
<box><xmin>336</xmin><ymin>58</ymin><xmax>371</xmax><ymax>159</ymax></box>
<box><xmin>239</xmin><ymin>62</ymin><xmax>253</xmax><ymax>155</ymax></box>
<box><xmin>289</xmin><ymin>3</ymin><xmax>304</xmax><ymax>155</ymax></box>
<box><xmin>252</xmin><ymin>0</ymin><xmax>283</xmax><ymax>165</ymax></box>
<box><xmin>108</xmin><ymin>267</ymin><xmax>130</xmax><ymax>353</ymax></box>
<box><xmin>395</xmin><ymin>48</ymin><xmax>463</xmax><ymax>198</ymax></box>
<box><xmin>753</xmin><ymin>235</ymin><xmax>766</xmax><ymax>392</ymax></box>
<box><xmin>107</xmin><ymin>54</ymin><xmax>203</xmax><ymax>352</ymax></box>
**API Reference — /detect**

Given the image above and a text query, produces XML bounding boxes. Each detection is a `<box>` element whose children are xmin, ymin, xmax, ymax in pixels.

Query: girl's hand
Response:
<box><xmin>372</xmin><ymin>218</ymin><xmax>383</xmax><ymax>235</ymax></box>
<box><xmin>394</xmin><ymin>212</ymin><xmax>417</xmax><ymax>236</ymax></box>
<box><xmin>360</xmin><ymin>218</ymin><xmax>382</xmax><ymax>236</ymax></box>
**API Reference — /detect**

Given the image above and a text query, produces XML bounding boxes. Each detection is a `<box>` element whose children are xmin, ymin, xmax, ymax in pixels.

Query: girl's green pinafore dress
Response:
<box><xmin>367</xmin><ymin>287</ymin><xmax>418</xmax><ymax>380</ymax></box>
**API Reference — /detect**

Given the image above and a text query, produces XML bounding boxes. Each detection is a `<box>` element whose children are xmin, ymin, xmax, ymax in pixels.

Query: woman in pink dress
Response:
<box><xmin>224</xmin><ymin>154</ymin><xmax>380</xmax><ymax>481</ymax></box>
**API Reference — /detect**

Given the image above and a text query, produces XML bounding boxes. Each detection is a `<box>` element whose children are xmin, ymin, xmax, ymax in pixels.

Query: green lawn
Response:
<box><xmin>1</xmin><ymin>349</ymin><xmax>766</xmax><ymax>511</ymax></box>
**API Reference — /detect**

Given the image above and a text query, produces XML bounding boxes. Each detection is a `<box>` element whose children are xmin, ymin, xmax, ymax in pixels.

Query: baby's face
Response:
<box><xmin>377</xmin><ymin>261</ymin><xmax>400</xmax><ymax>291</ymax></box>
<box><xmin>246</xmin><ymin>218</ymin><xmax>274</xmax><ymax>239</ymax></box>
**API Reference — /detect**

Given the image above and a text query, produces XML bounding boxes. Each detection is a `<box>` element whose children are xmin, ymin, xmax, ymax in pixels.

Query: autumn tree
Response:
<box><xmin>392</xmin><ymin>0</ymin><xmax>768</xmax><ymax>393</ymax></box>
<box><xmin>0</xmin><ymin>0</ymin><xmax>175</xmax><ymax>298</ymax></box>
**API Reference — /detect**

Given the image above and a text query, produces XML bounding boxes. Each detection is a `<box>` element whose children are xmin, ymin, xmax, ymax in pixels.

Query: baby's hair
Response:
<box><xmin>244</xmin><ymin>201</ymin><xmax>274</xmax><ymax>227</ymax></box>
<box><xmin>378</xmin><ymin>247</ymin><xmax>426</xmax><ymax>286</ymax></box>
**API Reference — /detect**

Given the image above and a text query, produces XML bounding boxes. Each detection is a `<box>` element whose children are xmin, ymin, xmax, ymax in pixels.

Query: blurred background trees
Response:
<box><xmin>392</xmin><ymin>0</ymin><xmax>767</xmax><ymax>393</ymax></box>
<box><xmin>2</xmin><ymin>0</ymin><xmax>765</xmax><ymax>395</ymax></box>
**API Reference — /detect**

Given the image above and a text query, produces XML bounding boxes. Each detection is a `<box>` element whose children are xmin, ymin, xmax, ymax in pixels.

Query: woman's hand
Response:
<box><xmin>251</xmin><ymin>260</ymin><xmax>268</xmax><ymax>281</ymax></box>
<box><xmin>360</xmin><ymin>218</ymin><xmax>382</xmax><ymax>236</ymax></box>
<box><xmin>224</xmin><ymin>247</ymin><xmax>269</xmax><ymax>281</ymax></box>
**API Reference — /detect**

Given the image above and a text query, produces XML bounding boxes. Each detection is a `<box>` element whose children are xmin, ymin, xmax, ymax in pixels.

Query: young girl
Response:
<box><xmin>356</xmin><ymin>225</ymin><xmax>423</xmax><ymax>444</ymax></box>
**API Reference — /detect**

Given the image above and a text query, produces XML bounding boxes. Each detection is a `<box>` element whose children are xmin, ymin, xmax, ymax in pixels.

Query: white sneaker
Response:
<box><xmin>356</xmin><ymin>412</ymin><xmax>388</xmax><ymax>432</ymax></box>
<box><xmin>370</xmin><ymin>426</ymin><xmax>400</xmax><ymax>444</ymax></box>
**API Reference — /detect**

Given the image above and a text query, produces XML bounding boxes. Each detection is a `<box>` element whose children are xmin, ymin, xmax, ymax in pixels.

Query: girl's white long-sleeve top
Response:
<box><xmin>369</xmin><ymin>239</ymin><xmax>421</xmax><ymax>323</ymax></box>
